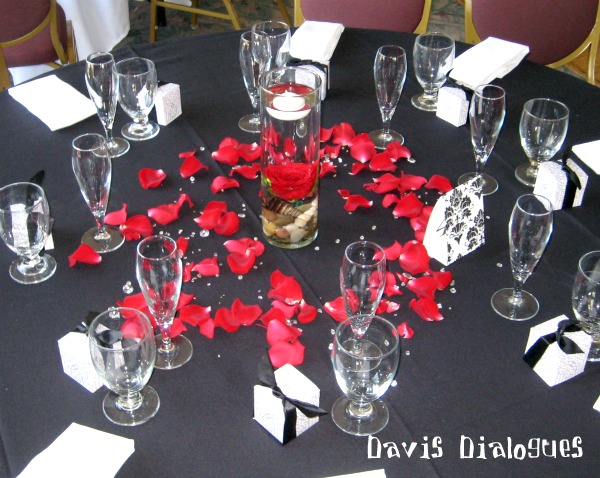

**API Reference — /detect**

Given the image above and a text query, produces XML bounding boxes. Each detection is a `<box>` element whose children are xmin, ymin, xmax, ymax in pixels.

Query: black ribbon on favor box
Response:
<box><xmin>257</xmin><ymin>355</ymin><xmax>327</xmax><ymax>442</ymax></box>
<box><xmin>73</xmin><ymin>311</ymin><xmax>122</xmax><ymax>347</ymax></box>
<box><xmin>523</xmin><ymin>319</ymin><xmax>584</xmax><ymax>368</ymax></box>
<box><xmin>561</xmin><ymin>162</ymin><xmax>582</xmax><ymax>209</ymax></box>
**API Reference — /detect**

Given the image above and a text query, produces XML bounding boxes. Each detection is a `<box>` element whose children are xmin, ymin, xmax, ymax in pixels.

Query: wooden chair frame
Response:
<box><xmin>293</xmin><ymin>0</ymin><xmax>432</xmax><ymax>34</ymax></box>
<box><xmin>465</xmin><ymin>0</ymin><xmax>600</xmax><ymax>84</ymax></box>
<box><xmin>149</xmin><ymin>0</ymin><xmax>242</xmax><ymax>42</ymax></box>
<box><xmin>0</xmin><ymin>0</ymin><xmax>76</xmax><ymax>90</ymax></box>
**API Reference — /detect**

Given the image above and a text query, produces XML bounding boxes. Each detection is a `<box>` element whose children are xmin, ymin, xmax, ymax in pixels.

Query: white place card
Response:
<box><xmin>423</xmin><ymin>176</ymin><xmax>485</xmax><ymax>266</ymax></box>
<box><xmin>57</xmin><ymin>332</ymin><xmax>103</xmax><ymax>393</ymax></box>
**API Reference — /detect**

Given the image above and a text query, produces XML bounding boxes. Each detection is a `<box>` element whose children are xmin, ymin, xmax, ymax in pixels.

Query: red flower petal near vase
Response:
<box><xmin>194</xmin><ymin>201</ymin><xmax>228</xmax><ymax>230</ymax></box>
<box><xmin>68</xmin><ymin>244</ymin><xmax>102</xmax><ymax>267</ymax></box>
<box><xmin>191</xmin><ymin>256</ymin><xmax>220</xmax><ymax>277</ymax></box>
<box><xmin>210</xmin><ymin>176</ymin><xmax>240</xmax><ymax>194</ymax></box>
<box><xmin>350</xmin><ymin>133</ymin><xmax>376</xmax><ymax>163</ymax></box>
<box><xmin>139</xmin><ymin>168</ymin><xmax>167</xmax><ymax>188</ymax></box>
<box><xmin>238</xmin><ymin>142</ymin><xmax>261</xmax><ymax>162</ymax></box>
<box><xmin>214</xmin><ymin>211</ymin><xmax>240</xmax><ymax>235</ymax></box>
<box><xmin>399</xmin><ymin>240</ymin><xmax>430</xmax><ymax>275</ymax></box>
<box><xmin>212</xmin><ymin>143</ymin><xmax>240</xmax><ymax>165</ymax></box>
<box><xmin>104</xmin><ymin>203</ymin><xmax>128</xmax><ymax>226</ymax></box>
<box><xmin>332</xmin><ymin>122</ymin><xmax>356</xmax><ymax>146</ymax></box>
<box><xmin>269</xmin><ymin>270</ymin><xmax>303</xmax><ymax>305</ymax></box>
<box><xmin>226</xmin><ymin>251</ymin><xmax>256</xmax><ymax>274</ymax></box>
<box><xmin>230</xmin><ymin>163</ymin><xmax>261</xmax><ymax>179</ymax></box>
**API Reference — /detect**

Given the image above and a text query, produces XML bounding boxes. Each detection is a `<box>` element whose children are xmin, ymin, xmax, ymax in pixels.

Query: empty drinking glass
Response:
<box><xmin>89</xmin><ymin>307</ymin><xmax>159</xmax><ymax>426</ymax></box>
<box><xmin>72</xmin><ymin>133</ymin><xmax>124</xmax><ymax>253</ymax></box>
<box><xmin>238</xmin><ymin>31</ymin><xmax>261</xmax><ymax>133</ymax></box>
<box><xmin>85</xmin><ymin>52</ymin><xmax>130</xmax><ymax>157</ymax></box>
<box><xmin>331</xmin><ymin>316</ymin><xmax>400</xmax><ymax>436</ymax></box>
<box><xmin>0</xmin><ymin>182</ymin><xmax>56</xmax><ymax>284</ymax></box>
<box><xmin>411</xmin><ymin>32</ymin><xmax>455</xmax><ymax>112</ymax></box>
<box><xmin>516</xmin><ymin>98</ymin><xmax>569</xmax><ymax>187</ymax></box>
<box><xmin>572</xmin><ymin>251</ymin><xmax>600</xmax><ymax>362</ymax></box>
<box><xmin>251</xmin><ymin>21</ymin><xmax>290</xmax><ymax>72</ymax></box>
<box><xmin>491</xmin><ymin>194</ymin><xmax>553</xmax><ymax>320</ymax></box>
<box><xmin>369</xmin><ymin>45</ymin><xmax>407</xmax><ymax>149</ymax></box>
<box><xmin>116</xmin><ymin>57</ymin><xmax>160</xmax><ymax>141</ymax></box>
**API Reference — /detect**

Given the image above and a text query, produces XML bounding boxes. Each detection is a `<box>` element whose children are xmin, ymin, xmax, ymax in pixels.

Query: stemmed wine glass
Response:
<box><xmin>136</xmin><ymin>235</ymin><xmax>193</xmax><ymax>370</ymax></box>
<box><xmin>72</xmin><ymin>133</ymin><xmax>124</xmax><ymax>253</ymax></box>
<box><xmin>458</xmin><ymin>84</ymin><xmax>506</xmax><ymax>195</ymax></box>
<box><xmin>491</xmin><ymin>194</ymin><xmax>553</xmax><ymax>321</ymax></box>
<box><xmin>411</xmin><ymin>32</ymin><xmax>455</xmax><ymax>112</ymax></box>
<box><xmin>0</xmin><ymin>182</ymin><xmax>56</xmax><ymax>284</ymax></box>
<box><xmin>238</xmin><ymin>31</ymin><xmax>261</xmax><ymax>133</ymax></box>
<box><xmin>516</xmin><ymin>98</ymin><xmax>569</xmax><ymax>187</ymax></box>
<box><xmin>368</xmin><ymin>45</ymin><xmax>407</xmax><ymax>149</ymax></box>
<box><xmin>331</xmin><ymin>315</ymin><xmax>400</xmax><ymax>436</ymax></box>
<box><xmin>572</xmin><ymin>251</ymin><xmax>600</xmax><ymax>362</ymax></box>
<box><xmin>251</xmin><ymin>21</ymin><xmax>290</xmax><ymax>73</ymax></box>
<box><xmin>116</xmin><ymin>57</ymin><xmax>160</xmax><ymax>141</ymax></box>
<box><xmin>340</xmin><ymin>241</ymin><xmax>387</xmax><ymax>338</ymax></box>
<box><xmin>88</xmin><ymin>307</ymin><xmax>160</xmax><ymax>426</ymax></box>
<box><xmin>85</xmin><ymin>52</ymin><xmax>130</xmax><ymax>158</ymax></box>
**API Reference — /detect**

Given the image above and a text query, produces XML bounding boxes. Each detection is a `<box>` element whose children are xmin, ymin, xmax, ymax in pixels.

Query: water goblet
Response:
<box><xmin>251</xmin><ymin>21</ymin><xmax>290</xmax><ymax>73</ymax></box>
<box><xmin>85</xmin><ymin>52</ymin><xmax>130</xmax><ymax>157</ymax></box>
<box><xmin>411</xmin><ymin>32</ymin><xmax>455</xmax><ymax>112</ymax></box>
<box><xmin>491</xmin><ymin>194</ymin><xmax>553</xmax><ymax>321</ymax></box>
<box><xmin>458</xmin><ymin>84</ymin><xmax>506</xmax><ymax>195</ymax></box>
<box><xmin>116</xmin><ymin>57</ymin><xmax>160</xmax><ymax>141</ymax></box>
<box><xmin>368</xmin><ymin>45</ymin><xmax>407</xmax><ymax>149</ymax></box>
<box><xmin>516</xmin><ymin>98</ymin><xmax>569</xmax><ymax>187</ymax></box>
<box><xmin>340</xmin><ymin>241</ymin><xmax>386</xmax><ymax>338</ymax></box>
<box><xmin>88</xmin><ymin>307</ymin><xmax>160</xmax><ymax>426</ymax></box>
<box><xmin>0</xmin><ymin>182</ymin><xmax>56</xmax><ymax>284</ymax></box>
<box><xmin>72</xmin><ymin>133</ymin><xmax>124</xmax><ymax>253</ymax></box>
<box><xmin>136</xmin><ymin>235</ymin><xmax>193</xmax><ymax>370</ymax></box>
<box><xmin>331</xmin><ymin>315</ymin><xmax>400</xmax><ymax>436</ymax></box>
<box><xmin>572</xmin><ymin>251</ymin><xmax>600</xmax><ymax>362</ymax></box>
<box><xmin>238</xmin><ymin>31</ymin><xmax>261</xmax><ymax>133</ymax></box>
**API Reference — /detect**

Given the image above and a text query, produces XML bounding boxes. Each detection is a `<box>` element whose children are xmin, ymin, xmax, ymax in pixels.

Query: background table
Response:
<box><xmin>1</xmin><ymin>29</ymin><xmax>600</xmax><ymax>478</ymax></box>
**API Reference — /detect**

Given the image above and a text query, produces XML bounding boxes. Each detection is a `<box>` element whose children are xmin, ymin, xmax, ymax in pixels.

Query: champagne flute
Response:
<box><xmin>572</xmin><ymin>251</ymin><xmax>600</xmax><ymax>362</ymax></box>
<box><xmin>89</xmin><ymin>307</ymin><xmax>160</xmax><ymax>426</ymax></box>
<box><xmin>251</xmin><ymin>21</ymin><xmax>290</xmax><ymax>73</ymax></box>
<box><xmin>368</xmin><ymin>45</ymin><xmax>407</xmax><ymax>149</ymax></box>
<box><xmin>72</xmin><ymin>133</ymin><xmax>124</xmax><ymax>253</ymax></box>
<box><xmin>238</xmin><ymin>31</ymin><xmax>261</xmax><ymax>133</ymax></box>
<box><xmin>516</xmin><ymin>98</ymin><xmax>569</xmax><ymax>187</ymax></box>
<box><xmin>0</xmin><ymin>182</ymin><xmax>56</xmax><ymax>284</ymax></box>
<box><xmin>340</xmin><ymin>241</ymin><xmax>386</xmax><ymax>338</ymax></box>
<box><xmin>136</xmin><ymin>235</ymin><xmax>193</xmax><ymax>370</ymax></box>
<box><xmin>491</xmin><ymin>194</ymin><xmax>553</xmax><ymax>320</ymax></box>
<box><xmin>411</xmin><ymin>32</ymin><xmax>454</xmax><ymax>112</ymax></box>
<box><xmin>331</xmin><ymin>316</ymin><xmax>400</xmax><ymax>436</ymax></box>
<box><xmin>458</xmin><ymin>84</ymin><xmax>506</xmax><ymax>195</ymax></box>
<box><xmin>116</xmin><ymin>57</ymin><xmax>160</xmax><ymax>141</ymax></box>
<box><xmin>85</xmin><ymin>52</ymin><xmax>130</xmax><ymax>158</ymax></box>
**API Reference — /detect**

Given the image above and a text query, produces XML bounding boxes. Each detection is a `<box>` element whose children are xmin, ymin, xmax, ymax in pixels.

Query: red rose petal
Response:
<box><xmin>120</xmin><ymin>214</ymin><xmax>153</xmax><ymax>241</ymax></box>
<box><xmin>344</xmin><ymin>194</ymin><xmax>373</xmax><ymax>212</ymax></box>
<box><xmin>68</xmin><ymin>244</ymin><xmax>102</xmax><ymax>267</ymax></box>
<box><xmin>350</xmin><ymin>133</ymin><xmax>376</xmax><ymax>163</ymax></box>
<box><xmin>231</xmin><ymin>298</ymin><xmax>262</xmax><ymax>326</ymax></box>
<box><xmin>104</xmin><ymin>203</ymin><xmax>128</xmax><ymax>226</ymax></box>
<box><xmin>409</xmin><ymin>297</ymin><xmax>444</xmax><ymax>321</ymax></box>
<box><xmin>230</xmin><ymin>163</ymin><xmax>261</xmax><ymax>179</ymax></box>
<box><xmin>266</xmin><ymin>319</ymin><xmax>302</xmax><ymax>346</ymax></box>
<box><xmin>214</xmin><ymin>307</ymin><xmax>240</xmax><ymax>332</ymax></box>
<box><xmin>139</xmin><ymin>168</ymin><xmax>166</xmax><ymax>189</ymax></box>
<box><xmin>198</xmin><ymin>318</ymin><xmax>215</xmax><ymax>339</ymax></box>
<box><xmin>224</xmin><ymin>238</ymin><xmax>264</xmax><ymax>257</ymax></box>
<box><xmin>399</xmin><ymin>240</ymin><xmax>430</xmax><ymax>275</ymax></box>
<box><xmin>320</xmin><ymin>126</ymin><xmax>334</xmax><ymax>142</ymax></box>
<box><xmin>179</xmin><ymin>304</ymin><xmax>212</xmax><ymax>326</ymax></box>
<box><xmin>397</xmin><ymin>322</ymin><xmax>415</xmax><ymax>338</ymax></box>
<box><xmin>398</xmin><ymin>173</ymin><xmax>427</xmax><ymax>193</ymax></box>
<box><xmin>194</xmin><ymin>201</ymin><xmax>228</xmax><ymax>230</ymax></box>
<box><xmin>425</xmin><ymin>174</ymin><xmax>453</xmax><ymax>193</ymax></box>
<box><xmin>324</xmin><ymin>143</ymin><xmax>341</xmax><ymax>159</ymax></box>
<box><xmin>324</xmin><ymin>296</ymin><xmax>347</xmax><ymax>322</ymax></box>
<box><xmin>192</xmin><ymin>256</ymin><xmax>220</xmax><ymax>277</ymax></box>
<box><xmin>297</xmin><ymin>300</ymin><xmax>317</xmax><ymax>324</ymax></box>
<box><xmin>383</xmin><ymin>241</ymin><xmax>403</xmax><ymax>260</ymax></box>
<box><xmin>369</xmin><ymin>151</ymin><xmax>397</xmax><ymax>172</ymax></box>
<box><xmin>429</xmin><ymin>270</ymin><xmax>453</xmax><ymax>290</ymax></box>
<box><xmin>238</xmin><ymin>142</ymin><xmax>261</xmax><ymax>162</ymax></box>
<box><xmin>176</xmin><ymin>237</ymin><xmax>189</xmax><ymax>255</ymax></box>
<box><xmin>392</xmin><ymin>192</ymin><xmax>424</xmax><ymax>218</ymax></box>
<box><xmin>332</xmin><ymin>122</ymin><xmax>356</xmax><ymax>146</ymax></box>
<box><xmin>269</xmin><ymin>270</ymin><xmax>303</xmax><ymax>305</ymax></box>
<box><xmin>259</xmin><ymin>307</ymin><xmax>287</xmax><ymax>326</ymax></box>
<box><xmin>384</xmin><ymin>271</ymin><xmax>403</xmax><ymax>296</ymax></box>
<box><xmin>320</xmin><ymin>159</ymin><xmax>337</xmax><ymax>178</ymax></box>
<box><xmin>271</xmin><ymin>299</ymin><xmax>299</xmax><ymax>318</ymax></box>
<box><xmin>226</xmin><ymin>251</ymin><xmax>256</xmax><ymax>274</ymax></box>
<box><xmin>211</xmin><ymin>144</ymin><xmax>240</xmax><ymax>165</ymax></box>
<box><xmin>210</xmin><ymin>176</ymin><xmax>240</xmax><ymax>194</ymax></box>
<box><xmin>214</xmin><ymin>211</ymin><xmax>240</xmax><ymax>235</ymax></box>
<box><xmin>382</xmin><ymin>193</ymin><xmax>399</xmax><ymax>208</ymax></box>
<box><xmin>167</xmin><ymin>317</ymin><xmax>187</xmax><ymax>338</ymax></box>
<box><xmin>180</xmin><ymin>155</ymin><xmax>208</xmax><ymax>178</ymax></box>
<box><xmin>268</xmin><ymin>339</ymin><xmax>305</xmax><ymax>367</ymax></box>
<box><xmin>407</xmin><ymin>275</ymin><xmax>438</xmax><ymax>300</ymax></box>
<box><xmin>386</xmin><ymin>142</ymin><xmax>412</xmax><ymax>161</ymax></box>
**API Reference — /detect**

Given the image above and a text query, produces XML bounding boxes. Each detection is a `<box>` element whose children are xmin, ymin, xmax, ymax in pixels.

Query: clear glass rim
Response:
<box><xmin>578</xmin><ymin>250</ymin><xmax>600</xmax><ymax>285</ymax></box>
<box><xmin>335</xmin><ymin>315</ymin><xmax>399</xmax><ymax>359</ymax></box>
<box><xmin>137</xmin><ymin>234</ymin><xmax>179</xmax><ymax>262</ymax></box>
<box><xmin>115</xmin><ymin>57</ymin><xmax>156</xmax><ymax>77</ymax></box>
<box><xmin>415</xmin><ymin>31</ymin><xmax>455</xmax><ymax>49</ymax></box>
<box><xmin>89</xmin><ymin>307</ymin><xmax>154</xmax><ymax>351</ymax></box>
<box><xmin>377</xmin><ymin>44</ymin><xmax>407</xmax><ymax>58</ymax></box>
<box><xmin>251</xmin><ymin>20</ymin><xmax>289</xmax><ymax>35</ymax></box>
<box><xmin>523</xmin><ymin>98</ymin><xmax>570</xmax><ymax>121</ymax></box>
<box><xmin>474</xmin><ymin>84</ymin><xmax>506</xmax><ymax>100</ymax></box>
<box><xmin>72</xmin><ymin>133</ymin><xmax>108</xmax><ymax>154</ymax></box>
<box><xmin>86</xmin><ymin>51</ymin><xmax>114</xmax><ymax>66</ymax></box>
<box><xmin>344</xmin><ymin>240</ymin><xmax>386</xmax><ymax>269</ymax></box>
<box><xmin>516</xmin><ymin>193</ymin><xmax>553</xmax><ymax>216</ymax></box>
<box><xmin>0</xmin><ymin>182</ymin><xmax>45</xmax><ymax>213</ymax></box>
<box><xmin>258</xmin><ymin>65</ymin><xmax>322</xmax><ymax>94</ymax></box>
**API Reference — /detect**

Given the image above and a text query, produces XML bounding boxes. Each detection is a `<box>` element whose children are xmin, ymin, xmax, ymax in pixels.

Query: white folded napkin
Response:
<box><xmin>449</xmin><ymin>37</ymin><xmax>529</xmax><ymax>90</ymax></box>
<box><xmin>8</xmin><ymin>75</ymin><xmax>96</xmax><ymax>131</ymax></box>
<box><xmin>290</xmin><ymin>21</ymin><xmax>344</xmax><ymax>63</ymax></box>
<box><xmin>17</xmin><ymin>423</ymin><xmax>135</xmax><ymax>478</ymax></box>
<box><xmin>572</xmin><ymin>140</ymin><xmax>600</xmax><ymax>175</ymax></box>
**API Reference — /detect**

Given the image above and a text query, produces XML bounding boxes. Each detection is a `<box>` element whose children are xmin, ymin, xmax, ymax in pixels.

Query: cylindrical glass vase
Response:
<box><xmin>259</xmin><ymin>67</ymin><xmax>322</xmax><ymax>249</ymax></box>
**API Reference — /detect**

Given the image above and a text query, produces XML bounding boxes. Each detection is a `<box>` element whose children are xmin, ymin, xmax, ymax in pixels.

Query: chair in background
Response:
<box><xmin>465</xmin><ymin>0</ymin><xmax>600</xmax><ymax>85</ymax></box>
<box><xmin>293</xmin><ymin>0</ymin><xmax>431</xmax><ymax>34</ymax></box>
<box><xmin>0</xmin><ymin>0</ymin><xmax>76</xmax><ymax>90</ymax></box>
<box><xmin>149</xmin><ymin>0</ymin><xmax>242</xmax><ymax>42</ymax></box>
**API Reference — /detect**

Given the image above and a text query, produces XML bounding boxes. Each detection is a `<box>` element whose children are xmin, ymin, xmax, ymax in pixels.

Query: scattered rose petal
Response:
<box><xmin>399</xmin><ymin>240</ymin><xmax>430</xmax><ymax>275</ymax></box>
<box><xmin>350</xmin><ymin>133</ymin><xmax>376</xmax><ymax>163</ymax></box>
<box><xmin>398</xmin><ymin>174</ymin><xmax>427</xmax><ymax>193</ymax></box>
<box><xmin>324</xmin><ymin>296</ymin><xmax>347</xmax><ymax>322</ymax></box>
<box><xmin>297</xmin><ymin>300</ymin><xmax>317</xmax><ymax>324</ymax></box>
<box><xmin>269</xmin><ymin>270</ymin><xmax>303</xmax><ymax>305</ymax></box>
<box><xmin>104</xmin><ymin>203</ymin><xmax>128</xmax><ymax>226</ymax></box>
<box><xmin>194</xmin><ymin>201</ymin><xmax>228</xmax><ymax>230</ymax></box>
<box><xmin>192</xmin><ymin>256</ymin><xmax>220</xmax><ymax>277</ymax></box>
<box><xmin>392</xmin><ymin>192</ymin><xmax>424</xmax><ymax>218</ymax></box>
<box><xmin>266</xmin><ymin>319</ymin><xmax>302</xmax><ymax>346</ymax></box>
<box><xmin>180</xmin><ymin>155</ymin><xmax>208</xmax><ymax>178</ymax></box>
<box><xmin>369</xmin><ymin>151</ymin><xmax>397</xmax><ymax>172</ymax></box>
<box><xmin>398</xmin><ymin>322</ymin><xmax>414</xmax><ymax>338</ymax></box>
<box><xmin>410</xmin><ymin>297</ymin><xmax>444</xmax><ymax>321</ymax></box>
<box><xmin>386</xmin><ymin>142</ymin><xmax>412</xmax><ymax>161</ymax></box>
<box><xmin>332</xmin><ymin>122</ymin><xmax>356</xmax><ymax>146</ymax></box>
<box><xmin>429</xmin><ymin>269</ymin><xmax>453</xmax><ymax>290</ymax></box>
<box><xmin>120</xmin><ymin>215</ymin><xmax>153</xmax><ymax>241</ymax></box>
<box><xmin>176</xmin><ymin>237</ymin><xmax>189</xmax><ymax>255</ymax></box>
<box><xmin>68</xmin><ymin>244</ymin><xmax>102</xmax><ymax>267</ymax></box>
<box><xmin>211</xmin><ymin>176</ymin><xmax>240</xmax><ymax>194</ymax></box>
<box><xmin>407</xmin><ymin>275</ymin><xmax>438</xmax><ymax>300</ymax></box>
<box><xmin>238</xmin><ymin>142</ymin><xmax>261</xmax><ymax>162</ymax></box>
<box><xmin>214</xmin><ymin>211</ymin><xmax>240</xmax><ymax>235</ymax></box>
<box><xmin>178</xmin><ymin>304</ymin><xmax>212</xmax><ymax>326</ymax></box>
<box><xmin>383</xmin><ymin>241</ymin><xmax>403</xmax><ymax>260</ymax></box>
<box><xmin>268</xmin><ymin>339</ymin><xmax>305</xmax><ymax>367</ymax></box>
<box><xmin>139</xmin><ymin>168</ymin><xmax>166</xmax><ymax>189</ymax></box>
<box><xmin>425</xmin><ymin>174</ymin><xmax>453</xmax><ymax>193</ymax></box>
<box><xmin>232</xmin><ymin>298</ymin><xmax>262</xmax><ymax>326</ymax></box>
<box><xmin>230</xmin><ymin>163</ymin><xmax>261</xmax><ymax>179</ymax></box>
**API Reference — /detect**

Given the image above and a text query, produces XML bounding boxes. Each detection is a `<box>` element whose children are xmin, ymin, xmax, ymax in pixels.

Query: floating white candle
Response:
<box><xmin>267</xmin><ymin>91</ymin><xmax>310</xmax><ymax>121</ymax></box>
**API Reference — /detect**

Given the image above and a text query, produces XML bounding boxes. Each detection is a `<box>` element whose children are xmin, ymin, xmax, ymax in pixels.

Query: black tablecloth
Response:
<box><xmin>1</xmin><ymin>29</ymin><xmax>600</xmax><ymax>478</ymax></box>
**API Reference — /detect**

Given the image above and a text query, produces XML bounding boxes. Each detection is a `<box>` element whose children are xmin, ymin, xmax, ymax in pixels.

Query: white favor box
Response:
<box><xmin>436</xmin><ymin>86</ymin><xmax>468</xmax><ymax>127</ymax></box>
<box><xmin>253</xmin><ymin>364</ymin><xmax>320</xmax><ymax>444</ymax></box>
<box><xmin>155</xmin><ymin>83</ymin><xmax>182</xmax><ymax>126</ymax></box>
<box><xmin>524</xmin><ymin>315</ymin><xmax>591</xmax><ymax>387</ymax></box>
<box><xmin>57</xmin><ymin>332</ymin><xmax>103</xmax><ymax>392</ymax></box>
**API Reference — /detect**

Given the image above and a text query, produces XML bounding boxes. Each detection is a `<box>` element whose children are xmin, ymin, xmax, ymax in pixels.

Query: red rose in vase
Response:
<box><xmin>262</xmin><ymin>162</ymin><xmax>319</xmax><ymax>202</ymax></box>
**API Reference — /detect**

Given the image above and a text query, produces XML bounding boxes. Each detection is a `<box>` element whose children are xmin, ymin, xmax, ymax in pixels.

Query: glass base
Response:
<box><xmin>331</xmin><ymin>396</ymin><xmax>389</xmax><ymax>436</ymax></box>
<box><xmin>491</xmin><ymin>288</ymin><xmax>539</xmax><ymax>321</ymax></box>
<box><xmin>9</xmin><ymin>254</ymin><xmax>57</xmax><ymax>285</ymax></box>
<box><xmin>107</xmin><ymin>137</ymin><xmax>130</xmax><ymax>158</ymax></box>
<box><xmin>82</xmin><ymin>226</ymin><xmax>124</xmax><ymax>253</ymax></box>
<box><xmin>102</xmin><ymin>386</ymin><xmax>160</xmax><ymax>426</ymax></box>
<box><xmin>411</xmin><ymin>93</ymin><xmax>438</xmax><ymax>112</ymax></box>
<box><xmin>238</xmin><ymin>113</ymin><xmax>260</xmax><ymax>133</ymax></box>
<box><xmin>458</xmin><ymin>172</ymin><xmax>498</xmax><ymax>195</ymax></box>
<box><xmin>155</xmin><ymin>334</ymin><xmax>193</xmax><ymax>370</ymax></box>
<box><xmin>515</xmin><ymin>163</ymin><xmax>536</xmax><ymax>187</ymax></box>
<box><xmin>368</xmin><ymin>129</ymin><xmax>404</xmax><ymax>149</ymax></box>
<box><xmin>122</xmin><ymin>121</ymin><xmax>160</xmax><ymax>141</ymax></box>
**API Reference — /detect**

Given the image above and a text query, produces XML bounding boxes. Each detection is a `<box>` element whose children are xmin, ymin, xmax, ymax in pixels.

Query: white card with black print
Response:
<box><xmin>423</xmin><ymin>176</ymin><xmax>485</xmax><ymax>266</ymax></box>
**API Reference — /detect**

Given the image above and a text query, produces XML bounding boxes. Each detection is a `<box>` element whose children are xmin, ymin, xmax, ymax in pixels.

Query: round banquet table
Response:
<box><xmin>1</xmin><ymin>28</ymin><xmax>600</xmax><ymax>478</ymax></box>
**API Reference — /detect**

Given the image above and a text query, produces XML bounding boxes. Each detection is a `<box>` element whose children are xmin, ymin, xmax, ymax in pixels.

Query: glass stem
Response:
<box><xmin>512</xmin><ymin>278</ymin><xmax>524</xmax><ymax>304</ymax></box>
<box><xmin>160</xmin><ymin>325</ymin><xmax>175</xmax><ymax>353</ymax></box>
<box><xmin>347</xmin><ymin>400</ymin><xmax>374</xmax><ymax>420</ymax></box>
<box><xmin>381</xmin><ymin>116</ymin><xmax>391</xmax><ymax>136</ymax></box>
